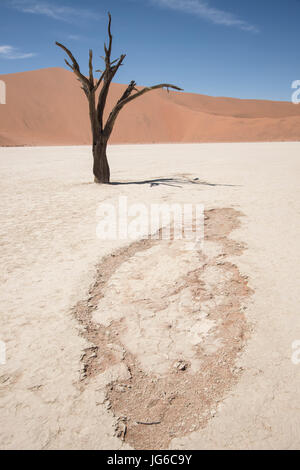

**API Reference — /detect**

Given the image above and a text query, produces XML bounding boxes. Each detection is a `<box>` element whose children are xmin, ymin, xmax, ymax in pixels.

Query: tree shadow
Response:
<box><xmin>110</xmin><ymin>177</ymin><xmax>239</xmax><ymax>189</ymax></box>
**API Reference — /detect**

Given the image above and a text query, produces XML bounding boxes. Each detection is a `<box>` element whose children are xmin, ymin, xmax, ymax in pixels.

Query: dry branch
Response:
<box><xmin>104</xmin><ymin>82</ymin><xmax>183</xmax><ymax>138</ymax></box>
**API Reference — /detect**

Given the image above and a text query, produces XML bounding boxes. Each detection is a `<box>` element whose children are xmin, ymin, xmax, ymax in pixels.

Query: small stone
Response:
<box><xmin>174</xmin><ymin>360</ymin><xmax>188</xmax><ymax>371</ymax></box>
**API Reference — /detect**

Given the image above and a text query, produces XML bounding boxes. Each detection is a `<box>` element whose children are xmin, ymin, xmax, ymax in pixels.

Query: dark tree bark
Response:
<box><xmin>56</xmin><ymin>13</ymin><xmax>182</xmax><ymax>184</ymax></box>
<box><xmin>93</xmin><ymin>137</ymin><xmax>110</xmax><ymax>183</ymax></box>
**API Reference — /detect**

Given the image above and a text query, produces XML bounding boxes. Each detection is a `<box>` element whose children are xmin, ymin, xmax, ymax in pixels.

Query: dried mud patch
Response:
<box><xmin>73</xmin><ymin>208</ymin><xmax>252</xmax><ymax>449</ymax></box>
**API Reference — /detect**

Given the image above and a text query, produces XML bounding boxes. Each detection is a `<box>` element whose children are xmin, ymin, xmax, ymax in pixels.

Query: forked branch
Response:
<box><xmin>104</xmin><ymin>82</ymin><xmax>183</xmax><ymax>138</ymax></box>
<box><xmin>97</xmin><ymin>53</ymin><xmax>126</xmax><ymax>130</ymax></box>
<box><xmin>55</xmin><ymin>41</ymin><xmax>91</xmax><ymax>90</ymax></box>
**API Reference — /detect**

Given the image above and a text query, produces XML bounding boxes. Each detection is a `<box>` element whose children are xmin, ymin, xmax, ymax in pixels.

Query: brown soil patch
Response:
<box><xmin>73</xmin><ymin>208</ymin><xmax>252</xmax><ymax>449</ymax></box>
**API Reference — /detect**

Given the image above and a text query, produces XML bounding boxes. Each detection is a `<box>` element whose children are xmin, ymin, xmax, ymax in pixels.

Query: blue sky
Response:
<box><xmin>0</xmin><ymin>0</ymin><xmax>299</xmax><ymax>101</ymax></box>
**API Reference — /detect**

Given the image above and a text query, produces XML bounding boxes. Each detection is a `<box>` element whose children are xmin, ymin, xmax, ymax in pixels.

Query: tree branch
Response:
<box><xmin>117</xmin><ymin>80</ymin><xmax>137</xmax><ymax>104</ymax></box>
<box><xmin>103</xmin><ymin>12</ymin><xmax>113</xmax><ymax>66</ymax></box>
<box><xmin>95</xmin><ymin>12</ymin><xmax>127</xmax><ymax>130</ymax></box>
<box><xmin>89</xmin><ymin>49</ymin><xmax>94</xmax><ymax>85</ymax></box>
<box><xmin>120</xmin><ymin>83</ymin><xmax>183</xmax><ymax>106</ymax></box>
<box><xmin>55</xmin><ymin>42</ymin><xmax>90</xmax><ymax>89</ymax></box>
<box><xmin>107</xmin><ymin>12</ymin><xmax>113</xmax><ymax>58</ymax></box>
<box><xmin>94</xmin><ymin>71</ymin><xmax>106</xmax><ymax>92</ymax></box>
<box><xmin>104</xmin><ymin>83</ymin><xmax>183</xmax><ymax>137</ymax></box>
<box><xmin>97</xmin><ymin>53</ymin><xmax>126</xmax><ymax>131</ymax></box>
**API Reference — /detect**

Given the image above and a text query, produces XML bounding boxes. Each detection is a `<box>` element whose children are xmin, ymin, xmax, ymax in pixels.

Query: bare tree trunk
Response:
<box><xmin>93</xmin><ymin>138</ymin><xmax>110</xmax><ymax>183</ymax></box>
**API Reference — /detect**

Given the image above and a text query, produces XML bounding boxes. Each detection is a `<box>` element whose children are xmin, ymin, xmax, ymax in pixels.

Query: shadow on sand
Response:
<box><xmin>110</xmin><ymin>177</ymin><xmax>239</xmax><ymax>189</ymax></box>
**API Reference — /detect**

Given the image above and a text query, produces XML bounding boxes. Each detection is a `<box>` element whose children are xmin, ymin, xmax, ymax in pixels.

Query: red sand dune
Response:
<box><xmin>1</xmin><ymin>67</ymin><xmax>300</xmax><ymax>146</ymax></box>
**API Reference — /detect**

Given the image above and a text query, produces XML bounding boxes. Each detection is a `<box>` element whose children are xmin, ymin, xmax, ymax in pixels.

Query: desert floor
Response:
<box><xmin>0</xmin><ymin>143</ymin><xmax>300</xmax><ymax>450</ymax></box>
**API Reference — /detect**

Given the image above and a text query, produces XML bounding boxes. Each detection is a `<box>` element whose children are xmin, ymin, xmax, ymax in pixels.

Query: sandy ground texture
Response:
<box><xmin>0</xmin><ymin>143</ymin><xmax>300</xmax><ymax>449</ymax></box>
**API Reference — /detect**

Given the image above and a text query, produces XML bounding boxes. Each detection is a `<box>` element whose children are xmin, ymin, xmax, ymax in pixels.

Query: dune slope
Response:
<box><xmin>1</xmin><ymin>67</ymin><xmax>300</xmax><ymax>146</ymax></box>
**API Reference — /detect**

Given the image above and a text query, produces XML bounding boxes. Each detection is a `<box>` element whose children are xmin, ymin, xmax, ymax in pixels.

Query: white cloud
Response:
<box><xmin>10</xmin><ymin>0</ymin><xmax>100</xmax><ymax>22</ymax></box>
<box><xmin>150</xmin><ymin>0</ymin><xmax>259</xmax><ymax>32</ymax></box>
<box><xmin>0</xmin><ymin>45</ymin><xmax>36</xmax><ymax>59</ymax></box>
<box><xmin>67</xmin><ymin>34</ymin><xmax>82</xmax><ymax>41</ymax></box>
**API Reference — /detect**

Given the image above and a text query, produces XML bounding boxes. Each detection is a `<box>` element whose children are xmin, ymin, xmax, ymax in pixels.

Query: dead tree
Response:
<box><xmin>56</xmin><ymin>13</ymin><xmax>182</xmax><ymax>184</ymax></box>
